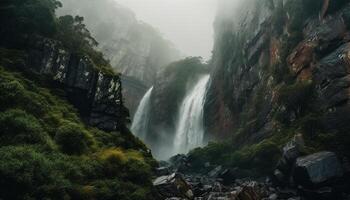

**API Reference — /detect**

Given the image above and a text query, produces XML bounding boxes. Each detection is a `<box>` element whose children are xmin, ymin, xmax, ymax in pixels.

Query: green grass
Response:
<box><xmin>0</xmin><ymin>66</ymin><xmax>155</xmax><ymax>200</ymax></box>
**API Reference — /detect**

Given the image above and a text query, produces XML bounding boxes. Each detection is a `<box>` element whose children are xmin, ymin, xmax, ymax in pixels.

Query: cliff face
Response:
<box><xmin>27</xmin><ymin>38</ymin><xmax>128</xmax><ymax>132</ymax></box>
<box><xmin>205</xmin><ymin>0</ymin><xmax>350</xmax><ymax>152</ymax></box>
<box><xmin>58</xmin><ymin>0</ymin><xmax>180</xmax><ymax>87</ymax></box>
<box><xmin>121</xmin><ymin>75</ymin><xmax>148</xmax><ymax>117</ymax></box>
<box><xmin>58</xmin><ymin>0</ymin><xmax>180</xmax><ymax>115</ymax></box>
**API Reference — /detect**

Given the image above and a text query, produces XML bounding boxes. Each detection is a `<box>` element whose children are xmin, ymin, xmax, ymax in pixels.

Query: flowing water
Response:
<box><xmin>173</xmin><ymin>75</ymin><xmax>210</xmax><ymax>154</ymax></box>
<box><xmin>131</xmin><ymin>86</ymin><xmax>153</xmax><ymax>140</ymax></box>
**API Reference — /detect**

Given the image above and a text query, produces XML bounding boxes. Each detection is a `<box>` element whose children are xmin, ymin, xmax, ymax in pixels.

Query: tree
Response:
<box><xmin>0</xmin><ymin>0</ymin><xmax>62</xmax><ymax>47</ymax></box>
<box><xmin>56</xmin><ymin>15</ymin><xmax>98</xmax><ymax>53</ymax></box>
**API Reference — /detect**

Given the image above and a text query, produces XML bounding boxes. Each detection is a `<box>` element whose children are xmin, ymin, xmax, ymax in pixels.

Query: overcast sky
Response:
<box><xmin>116</xmin><ymin>0</ymin><xmax>218</xmax><ymax>60</ymax></box>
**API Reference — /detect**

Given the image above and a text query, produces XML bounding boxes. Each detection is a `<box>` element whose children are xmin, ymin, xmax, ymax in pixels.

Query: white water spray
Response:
<box><xmin>173</xmin><ymin>75</ymin><xmax>210</xmax><ymax>154</ymax></box>
<box><xmin>131</xmin><ymin>87</ymin><xmax>153</xmax><ymax>140</ymax></box>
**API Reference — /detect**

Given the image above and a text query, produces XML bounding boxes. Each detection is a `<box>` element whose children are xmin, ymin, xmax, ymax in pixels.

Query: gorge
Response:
<box><xmin>1</xmin><ymin>0</ymin><xmax>350</xmax><ymax>199</ymax></box>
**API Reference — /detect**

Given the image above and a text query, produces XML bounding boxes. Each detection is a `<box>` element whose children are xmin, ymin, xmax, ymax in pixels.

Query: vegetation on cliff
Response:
<box><xmin>0</xmin><ymin>0</ymin><xmax>156</xmax><ymax>199</ymax></box>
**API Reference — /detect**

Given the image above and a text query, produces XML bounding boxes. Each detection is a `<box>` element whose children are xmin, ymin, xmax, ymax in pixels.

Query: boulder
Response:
<box><xmin>218</xmin><ymin>168</ymin><xmax>237</xmax><ymax>186</ymax></box>
<box><xmin>156</xmin><ymin>166</ymin><xmax>172</xmax><ymax>176</ymax></box>
<box><xmin>299</xmin><ymin>186</ymin><xmax>337</xmax><ymax>200</ymax></box>
<box><xmin>169</xmin><ymin>154</ymin><xmax>190</xmax><ymax>172</ymax></box>
<box><xmin>275</xmin><ymin>134</ymin><xmax>305</xmax><ymax>184</ymax></box>
<box><xmin>236</xmin><ymin>181</ymin><xmax>266</xmax><ymax>200</ymax></box>
<box><xmin>293</xmin><ymin>151</ymin><xmax>343</xmax><ymax>188</ymax></box>
<box><xmin>208</xmin><ymin>166</ymin><xmax>223</xmax><ymax>178</ymax></box>
<box><xmin>282</xmin><ymin>134</ymin><xmax>305</xmax><ymax>163</ymax></box>
<box><xmin>153</xmin><ymin>173</ymin><xmax>193</xmax><ymax>199</ymax></box>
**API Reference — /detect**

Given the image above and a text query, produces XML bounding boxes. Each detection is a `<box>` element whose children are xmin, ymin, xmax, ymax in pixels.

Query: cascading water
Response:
<box><xmin>131</xmin><ymin>86</ymin><xmax>153</xmax><ymax>140</ymax></box>
<box><xmin>173</xmin><ymin>75</ymin><xmax>210</xmax><ymax>155</ymax></box>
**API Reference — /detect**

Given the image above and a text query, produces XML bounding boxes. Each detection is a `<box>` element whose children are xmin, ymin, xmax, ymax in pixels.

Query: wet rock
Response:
<box><xmin>205</xmin><ymin>162</ymin><xmax>211</xmax><ymax>168</ymax></box>
<box><xmin>218</xmin><ymin>168</ymin><xmax>237</xmax><ymax>186</ymax></box>
<box><xmin>27</xmin><ymin>37</ymin><xmax>127</xmax><ymax>132</ymax></box>
<box><xmin>277</xmin><ymin>188</ymin><xmax>298</xmax><ymax>199</ymax></box>
<box><xmin>156</xmin><ymin>166</ymin><xmax>172</xmax><ymax>176</ymax></box>
<box><xmin>169</xmin><ymin>154</ymin><xmax>190</xmax><ymax>172</ymax></box>
<box><xmin>293</xmin><ymin>151</ymin><xmax>343</xmax><ymax>188</ymax></box>
<box><xmin>236</xmin><ymin>181</ymin><xmax>266</xmax><ymax>200</ymax></box>
<box><xmin>153</xmin><ymin>173</ymin><xmax>193</xmax><ymax>199</ymax></box>
<box><xmin>273</xmin><ymin>169</ymin><xmax>285</xmax><ymax>183</ymax></box>
<box><xmin>288</xmin><ymin>14</ymin><xmax>347</xmax><ymax>79</ymax></box>
<box><xmin>299</xmin><ymin>186</ymin><xmax>336</xmax><ymax>200</ymax></box>
<box><xmin>275</xmin><ymin>135</ymin><xmax>305</xmax><ymax>184</ymax></box>
<box><xmin>120</xmin><ymin>75</ymin><xmax>148</xmax><ymax>117</ymax></box>
<box><xmin>208</xmin><ymin>166</ymin><xmax>223</xmax><ymax>178</ymax></box>
<box><xmin>205</xmin><ymin>192</ymin><xmax>236</xmax><ymax>200</ymax></box>
<box><xmin>268</xmin><ymin>193</ymin><xmax>278</xmax><ymax>200</ymax></box>
<box><xmin>282</xmin><ymin>134</ymin><xmax>304</xmax><ymax>163</ymax></box>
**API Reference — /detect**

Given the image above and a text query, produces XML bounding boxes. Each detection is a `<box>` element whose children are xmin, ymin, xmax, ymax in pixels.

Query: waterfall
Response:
<box><xmin>131</xmin><ymin>86</ymin><xmax>153</xmax><ymax>140</ymax></box>
<box><xmin>173</xmin><ymin>75</ymin><xmax>210</xmax><ymax>154</ymax></box>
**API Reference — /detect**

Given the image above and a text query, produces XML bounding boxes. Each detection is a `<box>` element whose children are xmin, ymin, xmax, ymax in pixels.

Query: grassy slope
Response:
<box><xmin>0</xmin><ymin>64</ymin><xmax>156</xmax><ymax>200</ymax></box>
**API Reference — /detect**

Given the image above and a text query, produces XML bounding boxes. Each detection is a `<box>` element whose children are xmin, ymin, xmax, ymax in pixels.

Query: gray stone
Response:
<box><xmin>208</xmin><ymin>166</ymin><xmax>223</xmax><ymax>178</ymax></box>
<box><xmin>269</xmin><ymin>193</ymin><xmax>278</xmax><ymax>200</ymax></box>
<box><xmin>28</xmin><ymin>38</ymin><xmax>127</xmax><ymax>132</ymax></box>
<box><xmin>153</xmin><ymin>173</ymin><xmax>193</xmax><ymax>199</ymax></box>
<box><xmin>294</xmin><ymin>151</ymin><xmax>343</xmax><ymax>187</ymax></box>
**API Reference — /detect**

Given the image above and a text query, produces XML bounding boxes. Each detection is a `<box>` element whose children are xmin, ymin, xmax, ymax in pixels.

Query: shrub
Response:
<box><xmin>99</xmin><ymin>148</ymin><xmax>128</xmax><ymax>165</ymax></box>
<box><xmin>55</xmin><ymin>122</ymin><xmax>94</xmax><ymax>155</ymax></box>
<box><xmin>188</xmin><ymin>142</ymin><xmax>232</xmax><ymax>171</ymax></box>
<box><xmin>123</xmin><ymin>159</ymin><xmax>152</xmax><ymax>185</ymax></box>
<box><xmin>277</xmin><ymin>81</ymin><xmax>315</xmax><ymax>116</ymax></box>
<box><xmin>0</xmin><ymin>78</ymin><xmax>26</xmax><ymax>110</ymax></box>
<box><xmin>187</xmin><ymin>140</ymin><xmax>281</xmax><ymax>177</ymax></box>
<box><xmin>0</xmin><ymin>109</ymin><xmax>49</xmax><ymax>146</ymax></box>
<box><xmin>0</xmin><ymin>146</ymin><xmax>70</xmax><ymax>200</ymax></box>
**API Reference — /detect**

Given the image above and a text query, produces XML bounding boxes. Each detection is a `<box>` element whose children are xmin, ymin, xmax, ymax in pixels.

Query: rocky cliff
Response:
<box><xmin>205</xmin><ymin>0</ymin><xmax>350</xmax><ymax>155</ymax></box>
<box><xmin>121</xmin><ymin>75</ymin><xmax>148</xmax><ymax>117</ymax></box>
<box><xmin>58</xmin><ymin>0</ymin><xmax>180</xmax><ymax>86</ymax></box>
<box><xmin>27</xmin><ymin>37</ymin><xmax>129</xmax><ymax>132</ymax></box>
<box><xmin>58</xmin><ymin>0</ymin><xmax>181</xmax><ymax>116</ymax></box>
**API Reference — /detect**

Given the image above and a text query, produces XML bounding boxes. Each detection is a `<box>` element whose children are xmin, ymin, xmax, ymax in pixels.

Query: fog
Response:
<box><xmin>116</xmin><ymin>0</ymin><xmax>218</xmax><ymax>60</ymax></box>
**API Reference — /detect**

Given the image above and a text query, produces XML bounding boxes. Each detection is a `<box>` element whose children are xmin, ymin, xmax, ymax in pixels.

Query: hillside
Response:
<box><xmin>0</xmin><ymin>0</ymin><xmax>156</xmax><ymax>199</ymax></box>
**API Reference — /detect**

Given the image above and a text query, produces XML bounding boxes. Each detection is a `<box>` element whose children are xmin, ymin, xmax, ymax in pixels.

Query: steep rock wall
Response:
<box><xmin>58</xmin><ymin>0</ymin><xmax>180</xmax><ymax>87</ymax></box>
<box><xmin>205</xmin><ymin>0</ymin><xmax>350</xmax><ymax>152</ymax></box>
<box><xmin>27</xmin><ymin>38</ymin><xmax>129</xmax><ymax>132</ymax></box>
<box><xmin>121</xmin><ymin>75</ymin><xmax>148</xmax><ymax>117</ymax></box>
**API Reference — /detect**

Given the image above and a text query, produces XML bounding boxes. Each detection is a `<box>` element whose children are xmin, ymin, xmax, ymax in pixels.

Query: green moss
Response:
<box><xmin>277</xmin><ymin>81</ymin><xmax>315</xmax><ymax>116</ymax></box>
<box><xmin>0</xmin><ymin>66</ymin><xmax>155</xmax><ymax>199</ymax></box>
<box><xmin>188</xmin><ymin>139</ymin><xmax>282</xmax><ymax>177</ymax></box>
<box><xmin>55</xmin><ymin>121</ymin><xmax>95</xmax><ymax>155</ymax></box>
<box><xmin>0</xmin><ymin>109</ymin><xmax>53</xmax><ymax>147</ymax></box>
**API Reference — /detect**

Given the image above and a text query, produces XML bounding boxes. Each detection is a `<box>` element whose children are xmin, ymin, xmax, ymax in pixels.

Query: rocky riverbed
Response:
<box><xmin>152</xmin><ymin>136</ymin><xmax>350</xmax><ymax>200</ymax></box>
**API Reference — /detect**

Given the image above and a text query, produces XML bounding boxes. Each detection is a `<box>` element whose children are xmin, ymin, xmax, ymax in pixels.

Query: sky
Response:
<box><xmin>116</xmin><ymin>0</ymin><xmax>218</xmax><ymax>60</ymax></box>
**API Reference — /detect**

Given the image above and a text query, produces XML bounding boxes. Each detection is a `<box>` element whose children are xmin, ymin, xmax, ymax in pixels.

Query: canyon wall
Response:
<box><xmin>205</xmin><ymin>0</ymin><xmax>350</xmax><ymax>156</ymax></box>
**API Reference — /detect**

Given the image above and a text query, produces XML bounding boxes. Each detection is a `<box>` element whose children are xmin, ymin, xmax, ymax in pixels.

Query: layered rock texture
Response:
<box><xmin>204</xmin><ymin>0</ymin><xmax>350</xmax><ymax>154</ymax></box>
<box><xmin>27</xmin><ymin>38</ymin><xmax>128</xmax><ymax>132</ymax></box>
<box><xmin>58</xmin><ymin>0</ymin><xmax>180</xmax><ymax>114</ymax></box>
<box><xmin>121</xmin><ymin>75</ymin><xmax>148</xmax><ymax>117</ymax></box>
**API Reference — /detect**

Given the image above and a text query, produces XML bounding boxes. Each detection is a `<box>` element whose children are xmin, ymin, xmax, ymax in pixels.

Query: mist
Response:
<box><xmin>116</xmin><ymin>0</ymin><xmax>218</xmax><ymax>60</ymax></box>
